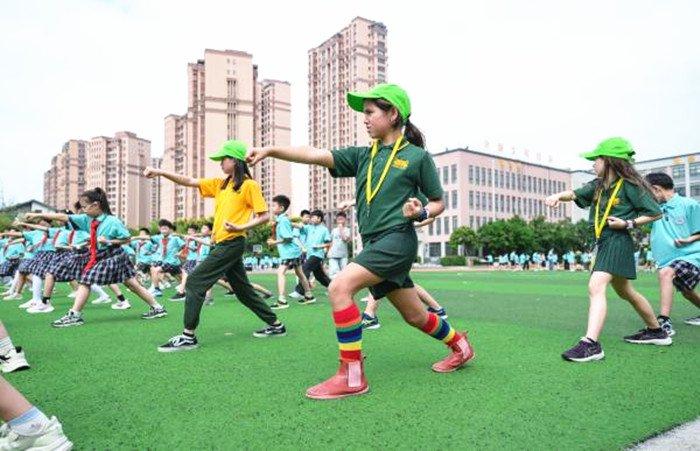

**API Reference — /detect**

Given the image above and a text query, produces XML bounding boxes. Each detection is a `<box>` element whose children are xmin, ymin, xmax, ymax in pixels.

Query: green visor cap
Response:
<box><xmin>346</xmin><ymin>83</ymin><xmax>411</xmax><ymax>122</ymax></box>
<box><xmin>580</xmin><ymin>137</ymin><xmax>635</xmax><ymax>162</ymax></box>
<box><xmin>209</xmin><ymin>140</ymin><xmax>247</xmax><ymax>162</ymax></box>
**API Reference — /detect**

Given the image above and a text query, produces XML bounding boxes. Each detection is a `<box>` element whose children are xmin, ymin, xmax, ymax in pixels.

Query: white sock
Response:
<box><xmin>8</xmin><ymin>407</ymin><xmax>50</xmax><ymax>437</ymax></box>
<box><xmin>31</xmin><ymin>276</ymin><xmax>42</xmax><ymax>301</ymax></box>
<box><xmin>0</xmin><ymin>336</ymin><xmax>14</xmax><ymax>356</ymax></box>
<box><xmin>10</xmin><ymin>272</ymin><xmax>20</xmax><ymax>293</ymax></box>
<box><xmin>91</xmin><ymin>285</ymin><xmax>108</xmax><ymax>298</ymax></box>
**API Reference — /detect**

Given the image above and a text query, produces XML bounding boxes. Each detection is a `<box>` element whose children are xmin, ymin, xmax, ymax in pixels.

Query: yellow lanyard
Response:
<box><xmin>365</xmin><ymin>136</ymin><xmax>405</xmax><ymax>205</ymax></box>
<box><xmin>594</xmin><ymin>179</ymin><xmax>624</xmax><ymax>239</ymax></box>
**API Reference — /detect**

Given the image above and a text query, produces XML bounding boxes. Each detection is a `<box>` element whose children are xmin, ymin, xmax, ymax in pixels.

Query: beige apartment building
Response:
<box><xmin>43</xmin><ymin>140</ymin><xmax>87</xmax><ymax>212</ymax></box>
<box><xmin>161</xmin><ymin>49</ymin><xmax>291</xmax><ymax>221</ymax></box>
<box><xmin>307</xmin><ymin>17</ymin><xmax>388</xmax><ymax>214</ymax></box>
<box><xmin>425</xmin><ymin>148</ymin><xmax>573</xmax><ymax>259</ymax></box>
<box><xmin>150</xmin><ymin>157</ymin><xmax>163</xmax><ymax>222</ymax></box>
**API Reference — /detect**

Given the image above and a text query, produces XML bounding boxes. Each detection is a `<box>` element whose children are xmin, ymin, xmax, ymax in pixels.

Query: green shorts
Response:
<box><xmin>354</xmin><ymin>224</ymin><xmax>417</xmax><ymax>299</ymax></box>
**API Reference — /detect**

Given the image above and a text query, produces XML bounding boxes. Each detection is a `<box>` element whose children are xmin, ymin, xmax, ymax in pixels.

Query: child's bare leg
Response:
<box><xmin>585</xmin><ymin>271</ymin><xmax>613</xmax><ymax>341</ymax></box>
<box><xmin>611</xmin><ymin>276</ymin><xmax>661</xmax><ymax>329</ymax></box>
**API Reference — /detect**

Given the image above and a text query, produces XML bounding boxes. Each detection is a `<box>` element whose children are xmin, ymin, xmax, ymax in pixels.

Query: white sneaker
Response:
<box><xmin>288</xmin><ymin>291</ymin><xmax>303</xmax><ymax>299</ymax></box>
<box><xmin>91</xmin><ymin>295</ymin><xmax>112</xmax><ymax>305</ymax></box>
<box><xmin>18</xmin><ymin>299</ymin><xmax>37</xmax><ymax>309</ymax></box>
<box><xmin>3</xmin><ymin>293</ymin><xmax>22</xmax><ymax>301</ymax></box>
<box><xmin>27</xmin><ymin>302</ymin><xmax>55</xmax><ymax>314</ymax></box>
<box><xmin>161</xmin><ymin>281</ymin><xmax>171</xmax><ymax>289</ymax></box>
<box><xmin>67</xmin><ymin>291</ymin><xmax>77</xmax><ymax>298</ymax></box>
<box><xmin>111</xmin><ymin>300</ymin><xmax>131</xmax><ymax>310</ymax></box>
<box><xmin>0</xmin><ymin>416</ymin><xmax>72</xmax><ymax>450</ymax></box>
<box><xmin>684</xmin><ymin>315</ymin><xmax>700</xmax><ymax>326</ymax></box>
<box><xmin>0</xmin><ymin>347</ymin><xmax>30</xmax><ymax>373</ymax></box>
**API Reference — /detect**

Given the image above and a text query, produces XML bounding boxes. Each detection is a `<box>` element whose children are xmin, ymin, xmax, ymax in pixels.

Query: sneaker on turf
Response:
<box><xmin>141</xmin><ymin>306</ymin><xmax>167</xmax><ymax>320</ymax></box>
<box><xmin>170</xmin><ymin>292</ymin><xmax>186</xmax><ymax>302</ymax></box>
<box><xmin>0</xmin><ymin>416</ymin><xmax>72</xmax><ymax>450</ymax></box>
<box><xmin>111</xmin><ymin>300</ymin><xmax>132</xmax><ymax>310</ymax></box>
<box><xmin>27</xmin><ymin>302</ymin><xmax>55</xmax><ymax>314</ymax></box>
<box><xmin>204</xmin><ymin>297</ymin><xmax>214</xmax><ymax>306</ymax></box>
<box><xmin>562</xmin><ymin>338</ymin><xmax>604</xmax><ymax>362</ymax></box>
<box><xmin>224</xmin><ymin>290</ymin><xmax>237</xmax><ymax>297</ymax></box>
<box><xmin>152</xmin><ymin>289</ymin><xmax>163</xmax><ymax>298</ymax></box>
<box><xmin>18</xmin><ymin>299</ymin><xmax>36</xmax><ymax>309</ymax></box>
<box><xmin>90</xmin><ymin>295</ymin><xmax>111</xmax><ymax>305</ymax></box>
<box><xmin>427</xmin><ymin>306</ymin><xmax>448</xmax><ymax>319</ymax></box>
<box><xmin>52</xmin><ymin>311</ymin><xmax>84</xmax><ymax>328</ymax></box>
<box><xmin>4</xmin><ymin>293</ymin><xmax>23</xmax><ymax>301</ymax></box>
<box><xmin>288</xmin><ymin>291</ymin><xmax>303</xmax><ymax>300</ymax></box>
<box><xmin>0</xmin><ymin>347</ymin><xmax>30</xmax><ymax>373</ymax></box>
<box><xmin>623</xmin><ymin>328</ymin><xmax>672</xmax><ymax>345</ymax></box>
<box><xmin>270</xmin><ymin>300</ymin><xmax>289</xmax><ymax>310</ymax></box>
<box><xmin>253</xmin><ymin>323</ymin><xmax>287</xmax><ymax>338</ymax></box>
<box><xmin>361</xmin><ymin>313</ymin><xmax>381</xmax><ymax>330</ymax></box>
<box><xmin>298</xmin><ymin>294</ymin><xmax>316</xmax><ymax>305</ymax></box>
<box><xmin>684</xmin><ymin>315</ymin><xmax>700</xmax><ymax>326</ymax></box>
<box><xmin>157</xmin><ymin>334</ymin><xmax>198</xmax><ymax>352</ymax></box>
<box><xmin>657</xmin><ymin>316</ymin><xmax>675</xmax><ymax>337</ymax></box>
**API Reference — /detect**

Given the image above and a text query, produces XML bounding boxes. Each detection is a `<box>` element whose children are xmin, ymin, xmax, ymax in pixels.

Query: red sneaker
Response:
<box><xmin>306</xmin><ymin>359</ymin><xmax>369</xmax><ymax>400</ymax></box>
<box><xmin>432</xmin><ymin>331</ymin><xmax>475</xmax><ymax>373</ymax></box>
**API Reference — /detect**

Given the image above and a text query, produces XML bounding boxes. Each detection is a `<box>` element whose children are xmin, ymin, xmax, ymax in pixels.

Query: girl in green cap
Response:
<box><xmin>546</xmin><ymin>137</ymin><xmax>669</xmax><ymax>362</ymax></box>
<box><xmin>248</xmin><ymin>83</ymin><xmax>474</xmax><ymax>400</ymax></box>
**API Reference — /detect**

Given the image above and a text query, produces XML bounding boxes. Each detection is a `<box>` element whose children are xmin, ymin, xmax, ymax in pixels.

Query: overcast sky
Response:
<box><xmin>1</xmin><ymin>0</ymin><xmax>698</xmax><ymax>209</ymax></box>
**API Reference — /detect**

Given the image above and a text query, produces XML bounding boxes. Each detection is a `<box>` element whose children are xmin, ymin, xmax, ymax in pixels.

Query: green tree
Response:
<box><xmin>449</xmin><ymin>226</ymin><xmax>480</xmax><ymax>256</ymax></box>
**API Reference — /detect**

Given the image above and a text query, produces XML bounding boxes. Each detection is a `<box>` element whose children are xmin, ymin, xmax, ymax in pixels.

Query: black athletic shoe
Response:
<box><xmin>158</xmin><ymin>334</ymin><xmax>198</xmax><ymax>352</ymax></box>
<box><xmin>141</xmin><ymin>306</ymin><xmax>167</xmax><ymax>320</ymax></box>
<box><xmin>252</xmin><ymin>323</ymin><xmax>287</xmax><ymax>338</ymax></box>
<box><xmin>170</xmin><ymin>292</ymin><xmax>186</xmax><ymax>302</ymax></box>
<box><xmin>361</xmin><ymin>313</ymin><xmax>381</xmax><ymax>330</ymax></box>
<box><xmin>657</xmin><ymin>316</ymin><xmax>675</xmax><ymax>337</ymax></box>
<box><xmin>224</xmin><ymin>290</ymin><xmax>237</xmax><ymax>297</ymax></box>
<box><xmin>562</xmin><ymin>338</ymin><xmax>605</xmax><ymax>362</ymax></box>
<box><xmin>298</xmin><ymin>294</ymin><xmax>316</xmax><ymax>305</ymax></box>
<box><xmin>623</xmin><ymin>328</ymin><xmax>672</xmax><ymax>346</ymax></box>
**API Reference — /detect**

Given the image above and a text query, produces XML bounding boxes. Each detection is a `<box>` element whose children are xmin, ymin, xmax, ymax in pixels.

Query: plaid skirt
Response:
<box><xmin>183</xmin><ymin>259</ymin><xmax>198</xmax><ymax>274</ymax></box>
<box><xmin>78</xmin><ymin>247</ymin><xmax>136</xmax><ymax>286</ymax></box>
<box><xmin>26</xmin><ymin>251</ymin><xmax>61</xmax><ymax>278</ymax></box>
<box><xmin>670</xmin><ymin>260</ymin><xmax>700</xmax><ymax>292</ymax></box>
<box><xmin>18</xmin><ymin>256</ymin><xmax>38</xmax><ymax>275</ymax></box>
<box><xmin>0</xmin><ymin>258</ymin><xmax>20</xmax><ymax>277</ymax></box>
<box><xmin>46</xmin><ymin>250</ymin><xmax>89</xmax><ymax>282</ymax></box>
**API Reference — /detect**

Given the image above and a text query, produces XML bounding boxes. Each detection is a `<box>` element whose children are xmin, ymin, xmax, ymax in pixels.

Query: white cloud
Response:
<box><xmin>1</xmin><ymin>0</ymin><xmax>698</xmax><ymax>208</ymax></box>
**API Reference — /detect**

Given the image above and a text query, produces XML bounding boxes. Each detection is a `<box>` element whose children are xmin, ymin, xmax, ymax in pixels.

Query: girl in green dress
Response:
<box><xmin>546</xmin><ymin>137</ymin><xmax>669</xmax><ymax>362</ymax></box>
<box><xmin>247</xmin><ymin>84</ymin><xmax>474</xmax><ymax>399</ymax></box>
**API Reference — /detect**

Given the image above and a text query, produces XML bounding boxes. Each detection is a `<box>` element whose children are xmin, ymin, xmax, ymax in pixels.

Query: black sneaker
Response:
<box><xmin>142</xmin><ymin>306</ymin><xmax>168</xmax><ymax>320</ymax></box>
<box><xmin>158</xmin><ymin>334</ymin><xmax>198</xmax><ymax>352</ymax></box>
<box><xmin>252</xmin><ymin>323</ymin><xmax>287</xmax><ymax>338</ymax></box>
<box><xmin>623</xmin><ymin>328</ymin><xmax>672</xmax><ymax>345</ymax></box>
<box><xmin>298</xmin><ymin>294</ymin><xmax>316</xmax><ymax>305</ymax></box>
<box><xmin>562</xmin><ymin>338</ymin><xmax>604</xmax><ymax>362</ymax></box>
<box><xmin>52</xmin><ymin>311</ymin><xmax>84</xmax><ymax>328</ymax></box>
<box><xmin>361</xmin><ymin>313</ymin><xmax>381</xmax><ymax>330</ymax></box>
<box><xmin>270</xmin><ymin>300</ymin><xmax>289</xmax><ymax>310</ymax></box>
<box><xmin>427</xmin><ymin>306</ymin><xmax>448</xmax><ymax>319</ymax></box>
<box><xmin>170</xmin><ymin>292</ymin><xmax>186</xmax><ymax>302</ymax></box>
<box><xmin>657</xmin><ymin>316</ymin><xmax>675</xmax><ymax>337</ymax></box>
<box><xmin>225</xmin><ymin>290</ymin><xmax>237</xmax><ymax>297</ymax></box>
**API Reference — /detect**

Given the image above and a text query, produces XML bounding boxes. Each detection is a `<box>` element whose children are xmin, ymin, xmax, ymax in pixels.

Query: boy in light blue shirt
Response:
<box><xmin>148</xmin><ymin>219</ymin><xmax>185</xmax><ymax>298</ymax></box>
<box><xmin>267</xmin><ymin>195</ymin><xmax>315</xmax><ymax>309</ymax></box>
<box><xmin>645</xmin><ymin>173</ymin><xmax>700</xmax><ymax>332</ymax></box>
<box><xmin>292</xmin><ymin>209</ymin><xmax>332</xmax><ymax>298</ymax></box>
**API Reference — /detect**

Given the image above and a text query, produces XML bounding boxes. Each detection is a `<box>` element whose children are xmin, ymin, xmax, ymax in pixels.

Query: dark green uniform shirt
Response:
<box><xmin>574</xmin><ymin>178</ymin><xmax>661</xmax><ymax>225</ymax></box>
<box><xmin>329</xmin><ymin>141</ymin><xmax>443</xmax><ymax>238</ymax></box>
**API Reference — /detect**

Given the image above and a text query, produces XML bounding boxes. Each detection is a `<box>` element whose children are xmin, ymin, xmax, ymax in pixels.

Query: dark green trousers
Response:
<box><xmin>184</xmin><ymin>237</ymin><xmax>277</xmax><ymax>331</ymax></box>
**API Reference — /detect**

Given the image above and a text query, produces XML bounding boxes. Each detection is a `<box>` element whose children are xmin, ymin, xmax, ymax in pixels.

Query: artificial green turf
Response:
<box><xmin>1</xmin><ymin>270</ymin><xmax>698</xmax><ymax>449</ymax></box>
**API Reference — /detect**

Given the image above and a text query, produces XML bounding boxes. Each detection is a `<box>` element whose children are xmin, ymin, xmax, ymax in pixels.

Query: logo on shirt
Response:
<box><xmin>612</xmin><ymin>198</ymin><xmax>621</xmax><ymax>206</ymax></box>
<box><xmin>675</xmin><ymin>216</ymin><xmax>685</xmax><ymax>225</ymax></box>
<box><xmin>392</xmin><ymin>158</ymin><xmax>409</xmax><ymax>170</ymax></box>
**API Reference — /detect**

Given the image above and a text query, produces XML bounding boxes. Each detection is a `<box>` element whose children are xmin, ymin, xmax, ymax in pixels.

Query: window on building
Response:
<box><xmin>451</xmin><ymin>190</ymin><xmax>458</xmax><ymax>209</ymax></box>
<box><xmin>475</xmin><ymin>191</ymin><xmax>481</xmax><ymax>209</ymax></box>
<box><xmin>469</xmin><ymin>191</ymin><xmax>474</xmax><ymax>207</ymax></box>
<box><xmin>691</xmin><ymin>184</ymin><xmax>700</xmax><ymax>197</ymax></box>
<box><xmin>452</xmin><ymin>215</ymin><xmax>458</xmax><ymax>230</ymax></box>
<box><xmin>436</xmin><ymin>219</ymin><xmax>442</xmax><ymax>235</ymax></box>
<box><xmin>451</xmin><ymin>164</ymin><xmax>457</xmax><ymax>183</ymax></box>
<box><xmin>689</xmin><ymin>162</ymin><xmax>700</xmax><ymax>177</ymax></box>
<box><xmin>443</xmin><ymin>166</ymin><xmax>449</xmax><ymax>184</ymax></box>
<box><xmin>444</xmin><ymin>216</ymin><xmax>450</xmax><ymax>235</ymax></box>
<box><xmin>672</xmin><ymin>165</ymin><xmax>685</xmax><ymax>178</ymax></box>
<box><xmin>429</xmin><ymin>242</ymin><xmax>441</xmax><ymax>257</ymax></box>
<box><xmin>469</xmin><ymin>165</ymin><xmax>474</xmax><ymax>183</ymax></box>
<box><xmin>488</xmin><ymin>193</ymin><xmax>492</xmax><ymax>211</ymax></box>
<box><xmin>487</xmin><ymin>170</ymin><xmax>492</xmax><ymax>187</ymax></box>
<box><xmin>469</xmin><ymin>215</ymin><xmax>474</xmax><ymax>228</ymax></box>
<box><xmin>677</xmin><ymin>186</ymin><xmax>687</xmax><ymax>196</ymax></box>
<box><xmin>428</xmin><ymin>223</ymin><xmax>433</xmax><ymax>236</ymax></box>
<box><xmin>475</xmin><ymin>167</ymin><xmax>481</xmax><ymax>185</ymax></box>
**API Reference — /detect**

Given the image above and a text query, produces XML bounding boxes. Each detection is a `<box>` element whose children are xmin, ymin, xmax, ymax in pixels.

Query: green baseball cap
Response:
<box><xmin>346</xmin><ymin>83</ymin><xmax>411</xmax><ymax>121</ymax></box>
<box><xmin>209</xmin><ymin>140</ymin><xmax>247</xmax><ymax>162</ymax></box>
<box><xmin>580</xmin><ymin>137</ymin><xmax>635</xmax><ymax>162</ymax></box>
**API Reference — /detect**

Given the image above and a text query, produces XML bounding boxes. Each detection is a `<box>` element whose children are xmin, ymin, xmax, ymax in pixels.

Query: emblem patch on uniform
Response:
<box><xmin>675</xmin><ymin>217</ymin><xmax>685</xmax><ymax>225</ymax></box>
<box><xmin>613</xmin><ymin>198</ymin><xmax>621</xmax><ymax>206</ymax></box>
<box><xmin>392</xmin><ymin>158</ymin><xmax>409</xmax><ymax>169</ymax></box>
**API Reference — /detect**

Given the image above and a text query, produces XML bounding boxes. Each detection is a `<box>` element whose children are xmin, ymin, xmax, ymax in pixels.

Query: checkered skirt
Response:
<box><xmin>78</xmin><ymin>247</ymin><xmax>136</xmax><ymax>286</ymax></box>
<box><xmin>26</xmin><ymin>251</ymin><xmax>62</xmax><ymax>278</ymax></box>
<box><xmin>0</xmin><ymin>258</ymin><xmax>20</xmax><ymax>277</ymax></box>
<box><xmin>670</xmin><ymin>260</ymin><xmax>700</xmax><ymax>292</ymax></box>
<box><xmin>46</xmin><ymin>250</ymin><xmax>89</xmax><ymax>282</ymax></box>
<box><xmin>182</xmin><ymin>259</ymin><xmax>198</xmax><ymax>274</ymax></box>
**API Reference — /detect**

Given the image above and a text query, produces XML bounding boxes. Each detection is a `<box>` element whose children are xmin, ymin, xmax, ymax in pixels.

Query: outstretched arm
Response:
<box><xmin>143</xmin><ymin>167</ymin><xmax>200</xmax><ymax>187</ymax></box>
<box><xmin>247</xmin><ymin>146</ymin><xmax>334</xmax><ymax>169</ymax></box>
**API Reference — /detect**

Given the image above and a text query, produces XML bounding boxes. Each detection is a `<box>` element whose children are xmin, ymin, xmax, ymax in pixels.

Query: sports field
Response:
<box><xmin>1</xmin><ymin>270</ymin><xmax>698</xmax><ymax>449</ymax></box>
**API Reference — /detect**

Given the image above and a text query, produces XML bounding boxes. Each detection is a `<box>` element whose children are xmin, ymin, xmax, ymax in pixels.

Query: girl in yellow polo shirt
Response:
<box><xmin>144</xmin><ymin>140</ymin><xmax>287</xmax><ymax>352</ymax></box>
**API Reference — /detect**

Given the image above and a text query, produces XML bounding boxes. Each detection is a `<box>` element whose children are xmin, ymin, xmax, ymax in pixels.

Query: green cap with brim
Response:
<box><xmin>346</xmin><ymin>83</ymin><xmax>411</xmax><ymax>121</ymax></box>
<box><xmin>580</xmin><ymin>137</ymin><xmax>635</xmax><ymax>162</ymax></box>
<box><xmin>209</xmin><ymin>140</ymin><xmax>247</xmax><ymax>162</ymax></box>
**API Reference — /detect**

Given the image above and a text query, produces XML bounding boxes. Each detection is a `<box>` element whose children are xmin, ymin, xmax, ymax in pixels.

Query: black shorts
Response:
<box><xmin>670</xmin><ymin>260</ymin><xmax>700</xmax><ymax>292</ymax></box>
<box><xmin>281</xmin><ymin>258</ymin><xmax>302</xmax><ymax>269</ymax></box>
<box><xmin>154</xmin><ymin>263</ymin><xmax>182</xmax><ymax>276</ymax></box>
